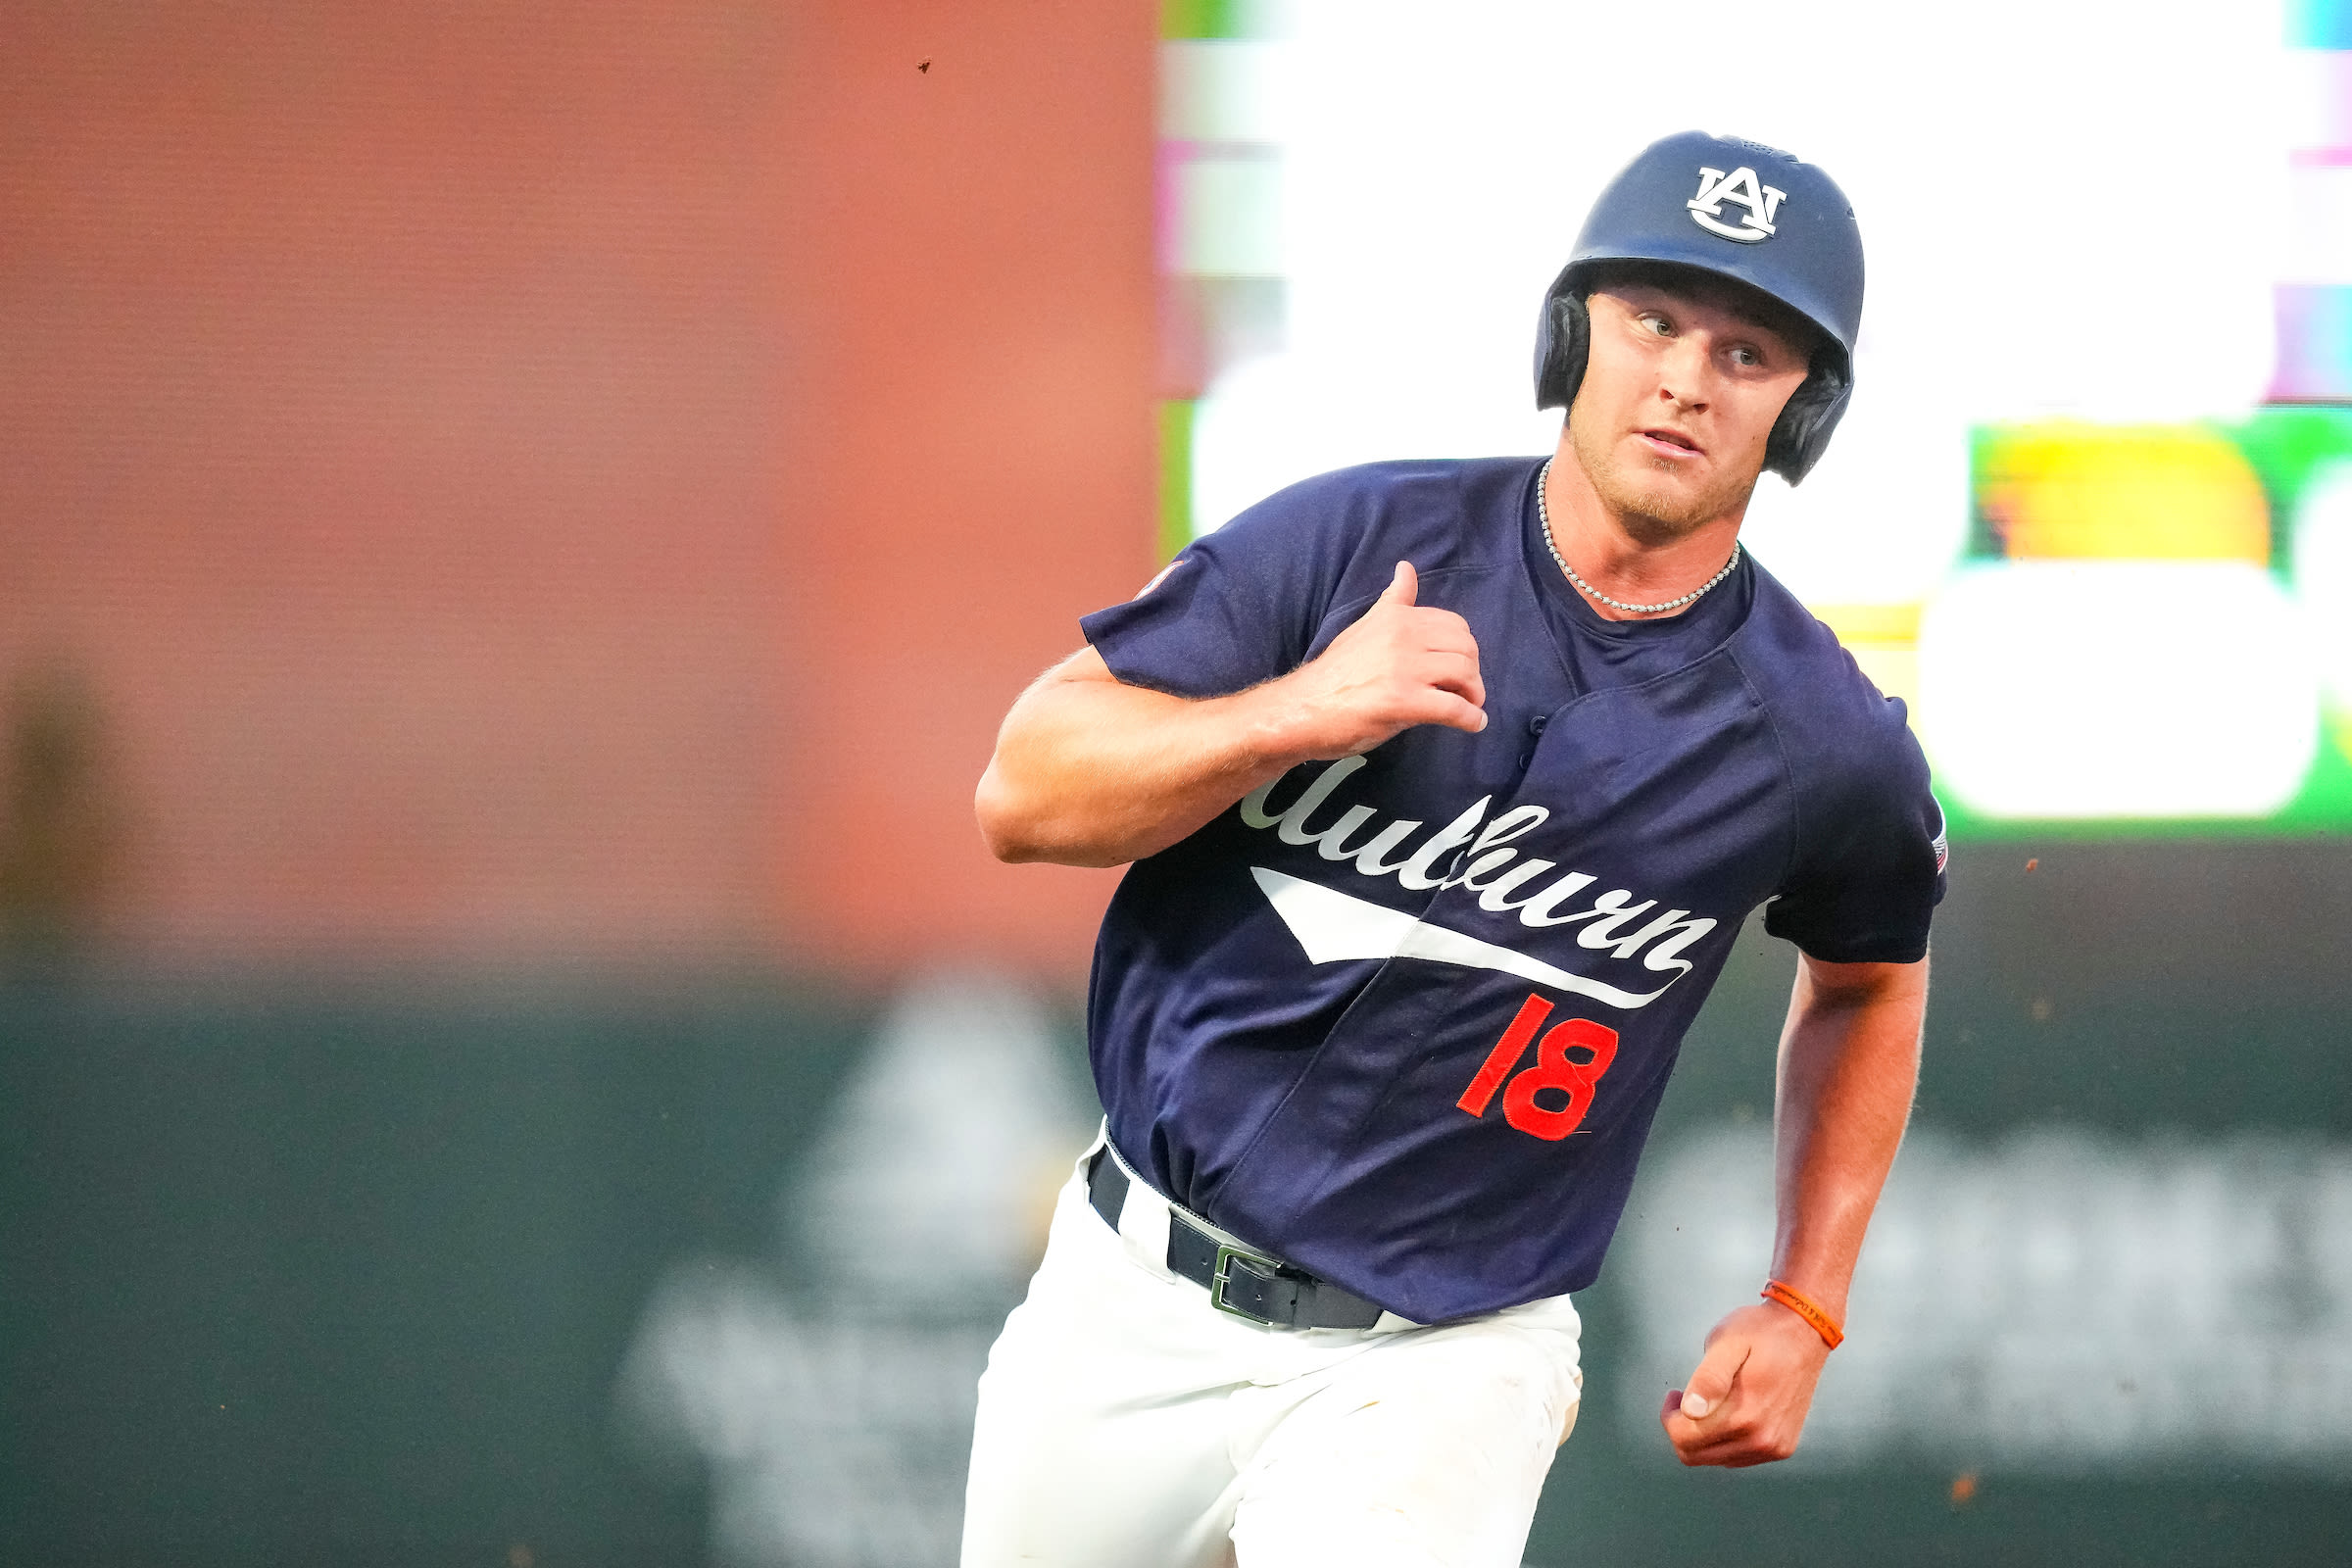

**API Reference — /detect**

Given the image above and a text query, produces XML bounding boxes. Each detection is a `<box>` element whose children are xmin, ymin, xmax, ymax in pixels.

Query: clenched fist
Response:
<box><xmin>1659</xmin><ymin>1300</ymin><xmax>1832</xmax><ymax>1468</ymax></box>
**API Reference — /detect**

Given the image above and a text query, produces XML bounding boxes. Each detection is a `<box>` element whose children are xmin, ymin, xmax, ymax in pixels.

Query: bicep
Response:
<box><xmin>1047</xmin><ymin>644</ymin><xmax>1116</xmax><ymax>685</ymax></box>
<box><xmin>991</xmin><ymin>646</ymin><xmax>1154</xmax><ymax>773</ymax></box>
<box><xmin>1079</xmin><ymin>484</ymin><xmax>1353</xmax><ymax>697</ymax></box>
<box><xmin>1794</xmin><ymin>951</ymin><xmax>1928</xmax><ymax>1011</ymax></box>
<box><xmin>1766</xmin><ymin>743</ymin><xmax>1944</xmax><ymax>966</ymax></box>
<box><xmin>1007</xmin><ymin>645</ymin><xmax>1118</xmax><ymax>710</ymax></box>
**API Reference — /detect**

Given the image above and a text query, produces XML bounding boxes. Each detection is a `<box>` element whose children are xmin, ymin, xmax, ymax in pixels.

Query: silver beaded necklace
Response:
<box><xmin>1536</xmin><ymin>458</ymin><xmax>1740</xmax><ymax>617</ymax></box>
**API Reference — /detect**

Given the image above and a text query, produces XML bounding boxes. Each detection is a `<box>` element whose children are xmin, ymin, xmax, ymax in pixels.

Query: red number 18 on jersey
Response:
<box><xmin>1455</xmin><ymin>993</ymin><xmax>1620</xmax><ymax>1142</ymax></box>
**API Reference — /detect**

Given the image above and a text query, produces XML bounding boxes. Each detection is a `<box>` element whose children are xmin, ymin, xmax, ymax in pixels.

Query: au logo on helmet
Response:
<box><xmin>1687</xmin><ymin>166</ymin><xmax>1786</xmax><ymax>243</ymax></box>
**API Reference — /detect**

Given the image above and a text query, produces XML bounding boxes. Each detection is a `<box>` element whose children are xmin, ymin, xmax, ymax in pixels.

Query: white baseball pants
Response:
<box><xmin>959</xmin><ymin>1147</ymin><xmax>1583</xmax><ymax>1568</ymax></box>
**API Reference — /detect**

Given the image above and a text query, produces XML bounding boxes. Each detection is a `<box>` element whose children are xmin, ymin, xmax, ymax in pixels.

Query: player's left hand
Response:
<box><xmin>1657</xmin><ymin>1300</ymin><xmax>1831</xmax><ymax>1467</ymax></box>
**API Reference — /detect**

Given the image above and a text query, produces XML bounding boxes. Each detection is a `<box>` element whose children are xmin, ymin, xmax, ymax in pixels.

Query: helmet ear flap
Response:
<box><xmin>1764</xmin><ymin>359</ymin><xmax>1853</xmax><ymax>485</ymax></box>
<box><xmin>1533</xmin><ymin>287</ymin><xmax>1590</xmax><ymax>411</ymax></box>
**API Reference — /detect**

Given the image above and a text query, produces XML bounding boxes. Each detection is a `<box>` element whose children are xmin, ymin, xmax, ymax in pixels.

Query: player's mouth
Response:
<box><xmin>1636</xmin><ymin>426</ymin><xmax>1704</xmax><ymax>460</ymax></box>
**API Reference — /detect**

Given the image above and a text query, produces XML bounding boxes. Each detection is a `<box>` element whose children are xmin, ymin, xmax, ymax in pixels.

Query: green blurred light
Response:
<box><xmin>1159</xmin><ymin>400</ymin><xmax>1197</xmax><ymax>562</ymax></box>
<box><xmin>2221</xmin><ymin>406</ymin><xmax>2352</xmax><ymax>582</ymax></box>
<box><xmin>1946</xmin><ymin>407</ymin><xmax>2352</xmax><ymax>838</ymax></box>
<box><xmin>1939</xmin><ymin>722</ymin><xmax>2352</xmax><ymax>843</ymax></box>
<box><xmin>1162</xmin><ymin>0</ymin><xmax>1280</xmax><ymax>40</ymax></box>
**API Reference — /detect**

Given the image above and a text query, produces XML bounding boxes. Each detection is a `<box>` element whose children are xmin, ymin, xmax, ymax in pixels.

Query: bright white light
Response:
<box><xmin>2283</xmin><ymin>47</ymin><xmax>2352</xmax><ymax>154</ymax></box>
<box><xmin>1916</xmin><ymin>561</ymin><xmax>2319</xmax><ymax>819</ymax></box>
<box><xmin>1189</xmin><ymin>347</ymin><xmax>1558</xmax><ymax>533</ymax></box>
<box><xmin>1738</xmin><ymin>359</ymin><xmax>1971</xmax><ymax>607</ymax></box>
<box><xmin>1193</xmin><ymin>0</ymin><xmax>2288</xmax><ymax>591</ymax></box>
<box><xmin>1174</xmin><ymin>153</ymin><xmax>1286</xmax><ymax>277</ymax></box>
<box><xmin>2294</xmin><ymin>462</ymin><xmax>2352</xmax><ymax>713</ymax></box>
<box><xmin>1159</xmin><ymin>41</ymin><xmax>1294</xmax><ymax>143</ymax></box>
<box><xmin>2281</xmin><ymin>166</ymin><xmax>2352</xmax><ymax>285</ymax></box>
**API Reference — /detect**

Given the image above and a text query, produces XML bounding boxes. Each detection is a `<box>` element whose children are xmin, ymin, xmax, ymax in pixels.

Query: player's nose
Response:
<box><xmin>1655</xmin><ymin>334</ymin><xmax>1715</xmax><ymax>412</ymax></box>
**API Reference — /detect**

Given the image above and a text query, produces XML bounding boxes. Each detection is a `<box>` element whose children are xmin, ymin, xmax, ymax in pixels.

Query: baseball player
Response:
<box><xmin>962</xmin><ymin>130</ymin><xmax>1940</xmax><ymax>1567</ymax></box>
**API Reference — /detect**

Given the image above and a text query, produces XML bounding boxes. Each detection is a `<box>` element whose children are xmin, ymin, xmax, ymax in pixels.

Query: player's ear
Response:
<box><xmin>1534</xmin><ymin>284</ymin><xmax>1590</xmax><ymax>411</ymax></box>
<box><xmin>1763</xmin><ymin>356</ymin><xmax>1852</xmax><ymax>484</ymax></box>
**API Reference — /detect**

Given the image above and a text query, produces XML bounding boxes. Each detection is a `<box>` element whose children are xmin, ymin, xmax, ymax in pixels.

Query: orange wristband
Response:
<box><xmin>1761</xmin><ymin>1279</ymin><xmax>1844</xmax><ymax>1349</ymax></box>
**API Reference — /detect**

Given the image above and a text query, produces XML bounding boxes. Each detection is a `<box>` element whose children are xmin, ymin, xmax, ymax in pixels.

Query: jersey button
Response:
<box><xmin>1528</xmin><ymin>714</ymin><xmax>1549</xmax><ymax>735</ymax></box>
<box><xmin>1517</xmin><ymin>750</ymin><xmax>1534</xmax><ymax>770</ymax></box>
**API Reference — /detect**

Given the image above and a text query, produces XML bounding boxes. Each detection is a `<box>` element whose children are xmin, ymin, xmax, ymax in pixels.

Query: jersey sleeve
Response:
<box><xmin>1763</xmin><ymin>714</ymin><xmax>1947</xmax><ymax>964</ymax></box>
<box><xmin>1079</xmin><ymin>477</ymin><xmax>1354</xmax><ymax>699</ymax></box>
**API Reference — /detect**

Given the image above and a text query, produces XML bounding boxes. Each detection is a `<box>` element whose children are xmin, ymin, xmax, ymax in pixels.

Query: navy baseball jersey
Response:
<box><xmin>1079</xmin><ymin>456</ymin><xmax>1944</xmax><ymax>1324</ymax></box>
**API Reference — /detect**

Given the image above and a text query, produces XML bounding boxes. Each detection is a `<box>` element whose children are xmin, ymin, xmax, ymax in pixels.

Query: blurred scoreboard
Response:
<box><xmin>1160</xmin><ymin>0</ymin><xmax>2352</xmax><ymax>836</ymax></box>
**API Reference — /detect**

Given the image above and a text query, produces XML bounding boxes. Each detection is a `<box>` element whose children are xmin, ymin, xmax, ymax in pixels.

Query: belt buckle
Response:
<box><xmin>1208</xmin><ymin>1241</ymin><xmax>1289</xmax><ymax>1323</ymax></box>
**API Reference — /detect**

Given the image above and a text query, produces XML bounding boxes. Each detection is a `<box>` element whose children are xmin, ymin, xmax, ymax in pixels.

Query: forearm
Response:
<box><xmin>1768</xmin><ymin>954</ymin><xmax>1929</xmax><ymax>1320</ymax></box>
<box><xmin>975</xmin><ymin>654</ymin><xmax>1305</xmax><ymax>867</ymax></box>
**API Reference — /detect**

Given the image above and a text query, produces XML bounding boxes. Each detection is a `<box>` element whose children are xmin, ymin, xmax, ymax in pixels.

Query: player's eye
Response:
<box><xmin>1638</xmin><ymin>313</ymin><xmax>1673</xmax><ymax>337</ymax></box>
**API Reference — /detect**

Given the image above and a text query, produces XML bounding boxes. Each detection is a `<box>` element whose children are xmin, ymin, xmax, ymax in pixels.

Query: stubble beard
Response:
<box><xmin>1567</xmin><ymin>409</ymin><xmax>1759</xmax><ymax>550</ymax></box>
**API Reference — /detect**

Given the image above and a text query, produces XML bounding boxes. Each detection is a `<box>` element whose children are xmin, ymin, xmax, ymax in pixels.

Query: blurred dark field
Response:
<box><xmin>9</xmin><ymin>840</ymin><xmax>2352</xmax><ymax>1565</ymax></box>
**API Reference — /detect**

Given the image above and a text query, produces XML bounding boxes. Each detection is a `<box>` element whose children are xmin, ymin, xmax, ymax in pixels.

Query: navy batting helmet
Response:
<box><xmin>1534</xmin><ymin>130</ymin><xmax>1865</xmax><ymax>484</ymax></box>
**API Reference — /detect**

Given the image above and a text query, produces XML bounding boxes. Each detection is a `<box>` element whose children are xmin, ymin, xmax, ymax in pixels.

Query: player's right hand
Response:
<box><xmin>1256</xmin><ymin>562</ymin><xmax>1486</xmax><ymax>760</ymax></box>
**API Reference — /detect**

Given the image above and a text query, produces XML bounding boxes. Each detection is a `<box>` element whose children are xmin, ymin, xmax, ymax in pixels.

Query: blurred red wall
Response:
<box><xmin>0</xmin><ymin>1</ymin><xmax>1151</xmax><ymax>974</ymax></box>
<box><xmin>769</xmin><ymin>4</ymin><xmax>1152</xmax><ymax>976</ymax></box>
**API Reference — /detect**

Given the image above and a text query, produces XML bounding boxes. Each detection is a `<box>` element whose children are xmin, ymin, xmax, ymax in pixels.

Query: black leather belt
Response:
<box><xmin>1086</xmin><ymin>1146</ymin><xmax>1386</xmax><ymax>1330</ymax></box>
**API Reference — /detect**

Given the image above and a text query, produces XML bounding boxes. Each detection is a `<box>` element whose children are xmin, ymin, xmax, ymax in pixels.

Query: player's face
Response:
<box><xmin>1567</xmin><ymin>282</ymin><xmax>1812</xmax><ymax>543</ymax></box>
